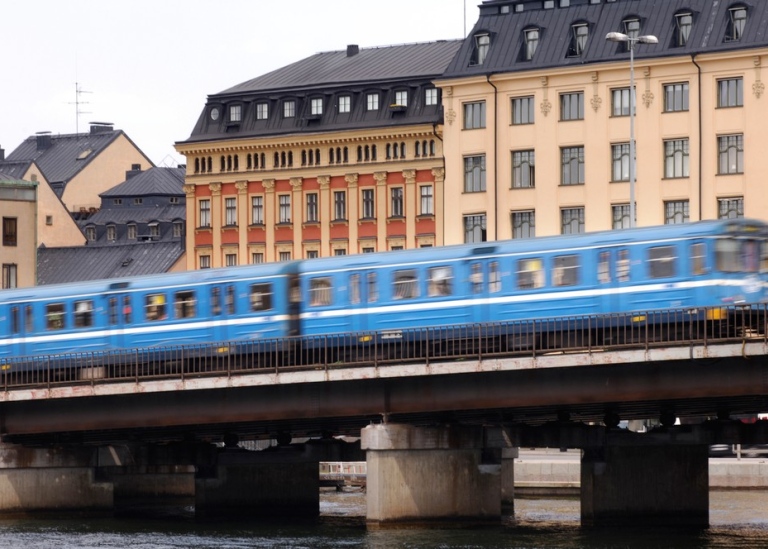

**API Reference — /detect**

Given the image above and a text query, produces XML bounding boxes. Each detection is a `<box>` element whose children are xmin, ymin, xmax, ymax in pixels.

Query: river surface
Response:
<box><xmin>0</xmin><ymin>489</ymin><xmax>765</xmax><ymax>548</ymax></box>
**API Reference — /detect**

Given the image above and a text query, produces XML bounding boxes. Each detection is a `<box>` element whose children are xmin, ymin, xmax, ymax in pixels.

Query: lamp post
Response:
<box><xmin>605</xmin><ymin>32</ymin><xmax>658</xmax><ymax>228</ymax></box>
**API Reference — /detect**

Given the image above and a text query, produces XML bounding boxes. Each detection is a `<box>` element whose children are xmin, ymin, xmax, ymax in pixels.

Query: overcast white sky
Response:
<box><xmin>2</xmin><ymin>0</ymin><xmax>479</xmax><ymax>168</ymax></box>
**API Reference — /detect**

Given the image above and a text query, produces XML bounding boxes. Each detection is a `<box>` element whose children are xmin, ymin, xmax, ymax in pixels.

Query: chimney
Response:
<box><xmin>346</xmin><ymin>44</ymin><xmax>359</xmax><ymax>57</ymax></box>
<box><xmin>125</xmin><ymin>164</ymin><xmax>142</xmax><ymax>179</ymax></box>
<box><xmin>35</xmin><ymin>131</ymin><xmax>52</xmax><ymax>151</ymax></box>
<box><xmin>0</xmin><ymin>146</ymin><xmax>4</xmax><ymax>161</ymax></box>
<box><xmin>89</xmin><ymin>122</ymin><xmax>114</xmax><ymax>135</ymax></box>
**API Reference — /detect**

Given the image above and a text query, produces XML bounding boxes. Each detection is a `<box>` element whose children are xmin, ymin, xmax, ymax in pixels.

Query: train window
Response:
<box><xmin>617</xmin><ymin>250</ymin><xmax>630</xmax><ymax>282</ymax></box>
<box><xmin>226</xmin><ymin>286</ymin><xmax>236</xmax><ymax>314</ymax></box>
<box><xmin>174</xmin><ymin>291</ymin><xmax>196</xmax><ymax>319</ymax></box>
<box><xmin>290</xmin><ymin>276</ymin><xmax>302</xmax><ymax>303</ymax></box>
<box><xmin>598</xmin><ymin>252</ymin><xmax>611</xmax><ymax>283</ymax></box>
<box><xmin>393</xmin><ymin>270</ymin><xmax>419</xmax><ymax>299</ymax></box>
<box><xmin>715</xmin><ymin>239</ymin><xmax>741</xmax><ymax>272</ymax></box>
<box><xmin>691</xmin><ymin>243</ymin><xmax>706</xmax><ymax>275</ymax></box>
<box><xmin>648</xmin><ymin>246</ymin><xmax>677</xmax><ymax>278</ymax></box>
<box><xmin>553</xmin><ymin>255</ymin><xmax>580</xmax><ymax>287</ymax></box>
<box><xmin>123</xmin><ymin>296</ymin><xmax>132</xmax><ymax>324</ymax></box>
<box><xmin>211</xmin><ymin>287</ymin><xmax>222</xmax><ymax>315</ymax></box>
<box><xmin>250</xmin><ymin>283</ymin><xmax>273</xmax><ymax>311</ymax></box>
<box><xmin>744</xmin><ymin>241</ymin><xmax>759</xmax><ymax>272</ymax></box>
<box><xmin>145</xmin><ymin>294</ymin><xmax>168</xmax><ymax>321</ymax></box>
<box><xmin>11</xmin><ymin>307</ymin><xmax>19</xmax><ymax>334</ymax></box>
<box><xmin>74</xmin><ymin>300</ymin><xmax>94</xmax><ymax>328</ymax></box>
<box><xmin>517</xmin><ymin>258</ymin><xmax>544</xmax><ymax>290</ymax></box>
<box><xmin>762</xmin><ymin>242</ymin><xmax>768</xmax><ymax>273</ymax></box>
<box><xmin>25</xmin><ymin>305</ymin><xmax>33</xmax><ymax>332</ymax></box>
<box><xmin>367</xmin><ymin>272</ymin><xmax>378</xmax><ymax>303</ymax></box>
<box><xmin>309</xmin><ymin>278</ymin><xmax>332</xmax><ymax>306</ymax></box>
<box><xmin>46</xmin><ymin>303</ymin><xmax>65</xmax><ymax>330</ymax></box>
<box><xmin>350</xmin><ymin>274</ymin><xmax>361</xmax><ymax>304</ymax></box>
<box><xmin>428</xmin><ymin>267</ymin><xmax>453</xmax><ymax>297</ymax></box>
<box><xmin>108</xmin><ymin>297</ymin><xmax>118</xmax><ymax>324</ymax></box>
<box><xmin>470</xmin><ymin>263</ymin><xmax>483</xmax><ymax>294</ymax></box>
<box><xmin>490</xmin><ymin>262</ymin><xmax>501</xmax><ymax>293</ymax></box>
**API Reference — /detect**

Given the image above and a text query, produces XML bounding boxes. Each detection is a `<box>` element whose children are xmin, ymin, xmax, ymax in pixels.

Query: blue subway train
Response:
<box><xmin>1</xmin><ymin>219</ymin><xmax>767</xmax><ymax>367</ymax></box>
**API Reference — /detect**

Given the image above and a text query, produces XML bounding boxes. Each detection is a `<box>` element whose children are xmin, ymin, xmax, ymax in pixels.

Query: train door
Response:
<box><xmin>105</xmin><ymin>291</ymin><xmax>132</xmax><ymax>350</ymax></box>
<box><xmin>466</xmin><ymin>259</ymin><xmax>501</xmax><ymax>323</ymax></box>
<box><xmin>8</xmin><ymin>304</ymin><xmax>32</xmax><ymax>358</ymax></box>
<box><xmin>346</xmin><ymin>270</ymin><xmax>377</xmax><ymax>333</ymax></box>
<box><xmin>596</xmin><ymin>247</ymin><xmax>627</xmax><ymax>314</ymax></box>
<box><xmin>210</xmin><ymin>285</ymin><xmax>232</xmax><ymax>342</ymax></box>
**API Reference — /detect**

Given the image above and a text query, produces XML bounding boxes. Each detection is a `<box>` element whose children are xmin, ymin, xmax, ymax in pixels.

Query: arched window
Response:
<box><xmin>273</xmin><ymin>152</ymin><xmax>279</xmax><ymax>168</ymax></box>
<box><xmin>194</xmin><ymin>158</ymin><xmax>200</xmax><ymax>174</ymax></box>
<box><xmin>220</xmin><ymin>156</ymin><xmax>225</xmax><ymax>172</ymax></box>
<box><xmin>329</xmin><ymin>148</ymin><xmax>335</xmax><ymax>164</ymax></box>
<box><xmin>400</xmin><ymin>142</ymin><xmax>406</xmax><ymax>159</ymax></box>
<box><xmin>233</xmin><ymin>155</ymin><xmax>239</xmax><ymax>171</ymax></box>
<box><xmin>524</xmin><ymin>27</ymin><xmax>539</xmax><ymax>60</ymax></box>
<box><xmin>371</xmin><ymin>145</ymin><xmax>377</xmax><ymax>161</ymax></box>
<box><xmin>386</xmin><ymin>144</ymin><xmax>392</xmax><ymax>159</ymax></box>
<box><xmin>675</xmin><ymin>11</ymin><xmax>692</xmax><ymax>47</ymax></box>
<box><xmin>357</xmin><ymin>146</ymin><xmax>363</xmax><ymax>162</ymax></box>
<box><xmin>415</xmin><ymin>141</ymin><xmax>421</xmax><ymax>157</ymax></box>
<box><xmin>287</xmin><ymin>151</ymin><xmax>293</xmax><ymax>167</ymax></box>
<box><xmin>343</xmin><ymin>147</ymin><xmax>348</xmax><ymax>163</ymax></box>
<box><xmin>246</xmin><ymin>154</ymin><xmax>252</xmax><ymax>170</ymax></box>
<box><xmin>365</xmin><ymin>145</ymin><xmax>370</xmax><ymax>162</ymax></box>
<box><xmin>726</xmin><ymin>5</ymin><xmax>747</xmax><ymax>42</ymax></box>
<box><xmin>567</xmin><ymin>23</ymin><xmax>588</xmax><ymax>57</ymax></box>
<box><xmin>472</xmin><ymin>33</ymin><xmax>490</xmax><ymax>65</ymax></box>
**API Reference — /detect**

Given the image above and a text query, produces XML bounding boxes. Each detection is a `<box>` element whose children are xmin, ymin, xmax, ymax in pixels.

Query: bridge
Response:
<box><xmin>0</xmin><ymin>305</ymin><xmax>767</xmax><ymax>526</ymax></box>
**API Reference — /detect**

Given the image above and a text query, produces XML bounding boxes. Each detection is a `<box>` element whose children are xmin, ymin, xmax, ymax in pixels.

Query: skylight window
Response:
<box><xmin>524</xmin><ymin>28</ymin><xmax>539</xmax><ymax>61</ymax></box>
<box><xmin>568</xmin><ymin>23</ymin><xmax>589</xmax><ymax>57</ymax></box>
<box><xmin>726</xmin><ymin>6</ymin><xmax>747</xmax><ymax>42</ymax></box>
<box><xmin>675</xmin><ymin>12</ymin><xmax>692</xmax><ymax>46</ymax></box>
<box><xmin>77</xmin><ymin>148</ymin><xmax>92</xmax><ymax>160</ymax></box>
<box><xmin>472</xmin><ymin>33</ymin><xmax>490</xmax><ymax>65</ymax></box>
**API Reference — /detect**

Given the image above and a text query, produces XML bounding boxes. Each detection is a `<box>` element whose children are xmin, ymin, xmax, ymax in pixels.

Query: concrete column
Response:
<box><xmin>501</xmin><ymin>447</ymin><xmax>518</xmax><ymax>513</ymax></box>
<box><xmin>581</xmin><ymin>444</ymin><xmax>709</xmax><ymax>527</ymax></box>
<box><xmin>361</xmin><ymin>423</ymin><xmax>501</xmax><ymax>526</ymax></box>
<box><xmin>0</xmin><ymin>444</ymin><xmax>112</xmax><ymax>515</ymax></box>
<box><xmin>195</xmin><ymin>449</ymin><xmax>319</xmax><ymax>519</ymax></box>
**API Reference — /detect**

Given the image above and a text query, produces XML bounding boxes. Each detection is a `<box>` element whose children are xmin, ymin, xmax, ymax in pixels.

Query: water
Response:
<box><xmin>0</xmin><ymin>490</ymin><xmax>766</xmax><ymax>548</ymax></box>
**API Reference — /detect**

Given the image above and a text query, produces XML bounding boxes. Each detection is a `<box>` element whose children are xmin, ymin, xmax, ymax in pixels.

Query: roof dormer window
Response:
<box><xmin>524</xmin><ymin>28</ymin><xmax>539</xmax><ymax>61</ymax></box>
<box><xmin>394</xmin><ymin>90</ymin><xmax>408</xmax><ymax>107</ymax></box>
<box><xmin>283</xmin><ymin>100</ymin><xmax>295</xmax><ymax>118</ymax></box>
<box><xmin>567</xmin><ymin>23</ymin><xmax>589</xmax><ymax>57</ymax></box>
<box><xmin>256</xmin><ymin>102</ymin><xmax>268</xmax><ymax>120</ymax></box>
<box><xmin>726</xmin><ymin>6</ymin><xmax>747</xmax><ymax>42</ymax></box>
<box><xmin>229</xmin><ymin>104</ymin><xmax>242</xmax><ymax>122</ymax></box>
<box><xmin>338</xmin><ymin>95</ymin><xmax>351</xmax><ymax>113</ymax></box>
<box><xmin>622</xmin><ymin>18</ymin><xmax>641</xmax><ymax>51</ymax></box>
<box><xmin>675</xmin><ymin>11</ymin><xmax>692</xmax><ymax>47</ymax></box>
<box><xmin>310</xmin><ymin>98</ymin><xmax>323</xmax><ymax>116</ymax></box>
<box><xmin>472</xmin><ymin>33</ymin><xmax>490</xmax><ymax>65</ymax></box>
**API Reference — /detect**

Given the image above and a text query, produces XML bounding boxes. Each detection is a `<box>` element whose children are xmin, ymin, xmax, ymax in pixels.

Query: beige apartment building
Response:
<box><xmin>437</xmin><ymin>0</ymin><xmax>768</xmax><ymax>243</ymax></box>
<box><xmin>0</xmin><ymin>177</ymin><xmax>37</xmax><ymax>288</ymax></box>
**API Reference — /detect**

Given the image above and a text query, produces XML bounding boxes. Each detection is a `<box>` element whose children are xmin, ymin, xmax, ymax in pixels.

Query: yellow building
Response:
<box><xmin>0</xmin><ymin>177</ymin><xmax>37</xmax><ymax>288</ymax></box>
<box><xmin>437</xmin><ymin>0</ymin><xmax>768</xmax><ymax>243</ymax></box>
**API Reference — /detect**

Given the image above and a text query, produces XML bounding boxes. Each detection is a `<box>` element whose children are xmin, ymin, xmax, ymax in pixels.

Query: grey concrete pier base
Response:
<box><xmin>581</xmin><ymin>444</ymin><xmax>709</xmax><ymax>527</ymax></box>
<box><xmin>0</xmin><ymin>444</ymin><xmax>112</xmax><ymax>515</ymax></box>
<box><xmin>501</xmin><ymin>447</ymin><xmax>518</xmax><ymax>512</ymax></box>
<box><xmin>361</xmin><ymin>423</ymin><xmax>501</xmax><ymax>526</ymax></box>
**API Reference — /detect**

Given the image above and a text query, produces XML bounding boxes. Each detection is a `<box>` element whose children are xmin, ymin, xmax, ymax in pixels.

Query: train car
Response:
<box><xmin>0</xmin><ymin>261</ymin><xmax>300</xmax><ymax>364</ymax></box>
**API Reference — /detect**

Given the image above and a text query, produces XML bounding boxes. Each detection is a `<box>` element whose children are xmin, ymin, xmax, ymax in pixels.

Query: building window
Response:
<box><xmin>718</xmin><ymin>134</ymin><xmax>744</xmax><ymax>174</ymax></box>
<box><xmin>390</xmin><ymin>187</ymin><xmax>403</xmax><ymax>217</ymax></box>
<box><xmin>306</xmin><ymin>250</ymin><xmax>319</xmax><ymax>259</ymax></box>
<box><xmin>86</xmin><ymin>226</ymin><xmax>96</xmax><ymax>241</ymax></box>
<box><xmin>149</xmin><ymin>224</ymin><xmax>159</xmax><ymax>238</ymax></box>
<box><xmin>524</xmin><ymin>28</ymin><xmax>539</xmax><ymax>60</ymax></box>
<box><xmin>311</xmin><ymin>98</ymin><xmax>323</xmax><ymax>115</ymax></box>
<box><xmin>338</xmin><ymin>95</ymin><xmax>351</xmax><ymax>113</ymax></box>
<box><xmin>718</xmin><ymin>197</ymin><xmax>744</xmax><ymax>219</ymax></box>
<box><xmin>664</xmin><ymin>82</ymin><xmax>689</xmax><ymax>112</ymax></box>
<box><xmin>225</xmin><ymin>253</ymin><xmax>237</xmax><ymax>267</ymax></box>
<box><xmin>279</xmin><ymin>251</ymin><xmax>292</xmax><ymax>262</ymax></box>
<box><xmin>420</xmin><ymin>185</ymin><xmax>433</xmax><ymax>215</ymax></box>
<box><xmin>512</xmin><ymin>96</ymin><xmax>534</xmax><ymax>125</ymax></box>
<box><xmin>362</xmin><ymin>189</ymin><xmax>375</xmax><ymax>219</ymax></box>
<box><xmin>464</xmin><ymin>155</ymin><xmax>486</xmax><ymax>192</ymax></box>
<box><xmin>1</xmin><ymin>264</ymin><xmax>17</xmax><ymax>289</ymax></box>
<box><xmin>367</xmin><ymin>93</ymin><xmax>379</xmax><ymax>111</ymax></box>
<box><xmin>334</xmin><ymin>249</ymin><xmax>347</xmax><ymax>256</ymax></box>
<box><xmin>511</xmin><ymin>210</ymin><xmax>535</xmax><ymax>239</ymax></box>
<box><xmin>283</xmin><ymin>100</ymin><xmax>295</xmax><ymax>118</ymax></box>
<box><xmin>624</xmin><ymin>18</ymin><xmax>640</xmax><ymax>42</ymax></box>
<box><xmin>173</xmin><ymin>222</ymin><xmax>183</xmax><ymax>238</ymax></box>
<box><xmin>333</xmin><ymin>191</ymin><xmax>346</xmax><ymax>221</ymax></box>
<box><xmin>256</xmin><ymin>103</ymin><xmax>268</xmax><ymax>120</ymax></box>
<box><xmin>2</xmin><ymin>217</ymin><xmax>17</xmax><ymax>246</ymax></box>
<box><xmin>128</xmin><ymin>224</ymin><xmax>137</xmax><ymax>239</ymax></box>
<box><xmin>567</xmin><ymin>23</ymin><xmax>589</xmax><ymax>57</ymax></box>
<box><xmin>664</xmin><ymin>139</ymin><xmax>690</xmax><ymax>178</ymax></box>
<box><xmin>133</xmin><ymin>198</ymin><xmax>143</xmax><ymax>205</ymax></box>
<box><xmin>394</xmin><ymin>90</ymin><xmax>408</xmax><ymax>107</ymax></box>
<box><xmin>306</xmin><ymin>193</ymin><xmax>318</xmax><ymax>222</ymax></box>
<box><xmin>229</xmin><ymin>104</ymin><xmax>241</xmax><ymax>122</ymax></box>
<box><xmin>612</xmin><ymin>204</ymin><xmax>632</xmax><ymax>229</ymax></box>
<box><xmin>611</xmin><ymin>88</ymin><xmax>634</xmax><ymax>117</ymax></box>
<box><xmin>611</xmin><ymin>143</ymin><xmax>630</xmax><ymax>182</ymax></box>
<box><xmin>726</xmin><ymin>7</ymin><xmax>747</xmax><ymax>42</ymax></box>
<box><xmin>199</xmin><ymin>199</ymin><xmax>211</xmax><ymax>227</ymax></box>
<box><xmin>199</xmin><ymin>255</ymin><xmax>211</xmax><ymax>269</ymax></box>
<box><xmin>252</xmin><ymin>252</ymin><xmax>264</xmax><ymax>264</ymax></box>
<box><xmin>665</xmin><ymin>200</ymin><xmax>689</xmax><ymax>224</ymax></box>
<box><xmin>561</xmin><ymin>92</ymin><xmax>584</xmax><ymax>120</ymax></box>
<box><xmin>473</xmin><ymin>33</ymin><xmax>490</xmax><ymax>65</ymax></box>
<box><xmin>225</xmin><ymin>197</ymin><xmax>237</xmax><ymax>226</ymax></box>
<box><xmin>107</xmin><ymin>225</ymin><xmax>116</xmax><ymax>241</ymax></box>
<box><xmin>463</xmin><ymin>101</ymin><xmax>486</xmax><ymax>129</ymax></box>
<box><xmin>512</xmin><ymin>150</ymin><xmax>535</xmax><ymax>188</ymax></box>
<box><xmin>278</xmin><ymin>195</ymin><xmax>291</xmax><ymax>223</ymax></box>
<box><xmin>362</xmin><ymin>247</ymin><xmax>375</xmax><ymax>254</ymax></box>
<box><xmin>718</xmin><ymin>78</ymin><xmax>743</xmax><ymax>107</ymax></box>
<box><xmin>464</xmin><ymin>214</ymin><xmax>487</xmax><ymax>243</ymax></box>
<box><xmin>561</xmin><ymin>208</ymin><xmax>585</xmax><ymax>234</ymax></box>
<box><xmin>251</xmin><ymin>196</ymin><xmax>264</xmax><ymax>224</ymax></box>
<box><xmin>675</xmin><ymin>11</ymin><xmax>692</xmax><ymax>46</ymax></box>
<box><xmin>561</xmin><ymin>146</ymin><xmax>585</xmax><ymax>185</ymax></box>
<box><xmin>425</xmin><ymin>88</ymin><xmax>438</xmax><ymax>105</ymax></box>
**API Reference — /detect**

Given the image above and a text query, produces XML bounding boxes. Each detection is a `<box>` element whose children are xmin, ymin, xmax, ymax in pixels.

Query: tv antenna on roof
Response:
<box><xmin>70</xmin><ymin>81</ymin><xmax>92</xmax><ymax>135</ymax></box>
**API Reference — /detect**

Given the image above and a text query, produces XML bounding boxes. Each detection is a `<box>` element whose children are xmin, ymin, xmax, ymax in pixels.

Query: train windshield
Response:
<box><xmin>715</xmin><ymin>238</ymin><xmax>768</xmax><ymax>273</ymax></box>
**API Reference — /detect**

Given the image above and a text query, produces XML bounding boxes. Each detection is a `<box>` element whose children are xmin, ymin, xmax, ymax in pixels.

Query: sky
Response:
<box><xmin>2</xmin><ymin>0</ymin><xmax>480</xmax><ymax>168</ymax></box>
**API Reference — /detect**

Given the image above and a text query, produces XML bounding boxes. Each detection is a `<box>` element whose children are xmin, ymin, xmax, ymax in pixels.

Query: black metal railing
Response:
<box><xmin>2</xmin><ymin>304</ymin><xmax>766</xmax><ymax>392</ymax></box>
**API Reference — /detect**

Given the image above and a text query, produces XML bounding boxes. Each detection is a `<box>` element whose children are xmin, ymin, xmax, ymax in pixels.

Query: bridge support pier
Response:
<box><xmin>361</xmin><ymin>423</ymin><xmax>501</xmax><ymax>526</ymax></box>
<box><xmin>501</xmin><ymin>447</ymin><xmax>518</xmax><ymax>512</ymax></box>
<box><xmin>0</xmin><ymin>444</ymin><xmax>112</xmax><ymax>515</ymax></box>
<box><xmin>581</xmin><ymin>444</ymin><xmax>709</xmax><ymax>527</ymax></box>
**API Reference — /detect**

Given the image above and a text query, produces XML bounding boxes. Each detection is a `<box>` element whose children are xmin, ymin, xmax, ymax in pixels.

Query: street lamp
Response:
<box><xmin>605</xmin><ymin>32</ymin><xmax>658</xmax><ymax>228</ymax></box>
